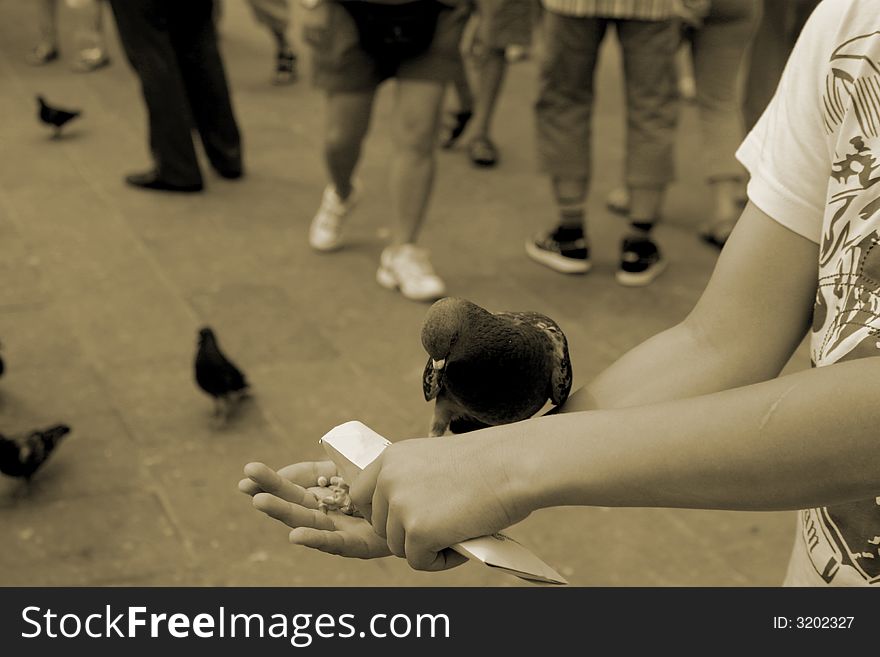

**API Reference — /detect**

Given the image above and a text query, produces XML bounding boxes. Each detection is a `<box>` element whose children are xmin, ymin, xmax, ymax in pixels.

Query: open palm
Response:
<box><xmin>239</xmin><ymin>461</ymin><xmax>391</xmax><ymax>560</ymax></box>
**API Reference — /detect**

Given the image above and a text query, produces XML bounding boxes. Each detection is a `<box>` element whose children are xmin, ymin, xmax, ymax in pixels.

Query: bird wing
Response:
<box><xmin>423</xmin><ymin>356</ymin><xmax>443</xmax><ymax>401</ymax></box>
<box><xmin>495</xmin><ymin>311</ymin><xmax>573</xmax><ymax>407</ymax></box>
<box><xmin>12</xmin><ymin>431</ymin><xmax>45</xmax><ymax>472</ymax></box>
<box><xmin>224</xmin><ymin>361</ymin><xmax>248</xmax><ymax>393</ymax></box>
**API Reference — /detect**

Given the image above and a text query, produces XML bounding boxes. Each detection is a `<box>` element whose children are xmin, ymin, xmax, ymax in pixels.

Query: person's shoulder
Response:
<box><xmin>805</xmin><ymin>0</ymin><xmax>880</xmax><ymax>42</ymax></box>
<box><xmin>803</xmin><ymin>0</ymin><xmax>880</xmax><ymax>116</ymax></box>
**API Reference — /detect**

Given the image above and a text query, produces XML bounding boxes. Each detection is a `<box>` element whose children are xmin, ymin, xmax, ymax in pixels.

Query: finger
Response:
<box><xmin>289</xmin><ymin>527</ymin><xmax>350</xmax><ymax>556</ymax></box>
<box><xmin>276</xmin><ymin>461</ymin><xmax>338</xmax><ymax>486</ymax></box>
<box><xmin>385</xmin><ymin>514</ymin><xmax>406</xmax><ymax>559</ymax></box>
<box><xmin>289</xmin><ymin>528</ymin><xmax>384</xmax><ymax>560</ymax></box>
<box><xmin>238</xmin><ymin>477</ymin><xmax>261</xmax><ymax>496</ymax></box>
<box><xmin>244</xmin><ymin>463</ymin><xmax>319</xmax><ymax>509</ymax></box>
<box><xmin>253</xmin><ymin>492</ymin><xmax>335</xmax><ymax>531</ymax></box>
<box><xmin>370</xmin><ymin>487</ymin><xmax>390</xmax><ymax>539</ymax></box>
<box><xmin>405</xmin><ymin>536</ymin><xmax>468</xmax><ymax>572</ymax></box>
<box><xmin>350</xmin><ymin>457</ymin><xmax>383</xmax><ymax>524</ymax></box>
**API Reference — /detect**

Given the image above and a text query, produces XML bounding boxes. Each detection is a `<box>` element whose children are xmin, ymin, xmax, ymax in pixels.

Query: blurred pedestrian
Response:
<box><xmin>743</xmin><ymin>0</ymin><xmax>819</xmax><ymax>130</ymax></box>
<box><xmin>108</xmin><ymin>0</ymin><xmax>243</xmax><ymax>193</ymax></box>
<box><xmin>305</xmin><ymin>0</ymin><xmax>472</xmax><ymax>302</ymax></box>
<box><xmin>462</xmin><ymin>0</ymin><xmax>535</xmax><ymax>167</ymax></box>
<box><xmin>27</xmin><ymin>0</ymin><xmax>111</xmax><ymax>72</ymax></box>
<box><xmin>607</xmin><ymin>0</ymin><xmax>761</xmax><ymax>248</ymax></box>
<box><xmin>246</xmin><ymin>0</ymin><xmax>298</xmax><ymax>85</ymax></box>
<box><xmin>526</xmin><ymin>0</ymin><xmax>681</xmax><ymax>286</ymax></box>
<box><xmin>439</xmin><ymin>53</ymin><xmax>475</xmax><ymax>149</ymax></box>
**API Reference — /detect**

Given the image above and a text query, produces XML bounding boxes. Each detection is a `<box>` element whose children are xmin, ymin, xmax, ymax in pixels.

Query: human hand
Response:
<box><xmin>350</xmin><ymin>433</ymin><xmax>530</xmax><ymax>572</ymax></box>
<box><xmin>240</xmin><ymin>461</ymin><xmax>392</xmax><ymax>560</ymax></box>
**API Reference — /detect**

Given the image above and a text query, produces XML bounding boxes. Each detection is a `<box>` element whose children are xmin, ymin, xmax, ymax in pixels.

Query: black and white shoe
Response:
<box><xmin>616</xmin><ymin>235</ymin><xmax>667</xmax><ymax>286</ymax></box>
<box><xmin>525</xmin><ymin>230</ymin><xmax>591</xmax><ymax>274</ymax></box>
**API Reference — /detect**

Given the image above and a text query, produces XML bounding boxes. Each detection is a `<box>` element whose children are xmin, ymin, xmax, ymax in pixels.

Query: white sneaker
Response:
<box><xmin>376</xmin><ymin>244</ymin><xmax>447</xmax><ymax>301</ymax></box>
<box><xmin>309</xmin><ymin>183</ymin><xmax>358</xmax><ymax>252</ymax></box>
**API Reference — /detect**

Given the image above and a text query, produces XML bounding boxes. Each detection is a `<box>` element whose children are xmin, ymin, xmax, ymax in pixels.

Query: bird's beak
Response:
<box><xmin>432</xmin><ymin>358</ymin><xmax>446</xmax><ymax>370</ymax></box>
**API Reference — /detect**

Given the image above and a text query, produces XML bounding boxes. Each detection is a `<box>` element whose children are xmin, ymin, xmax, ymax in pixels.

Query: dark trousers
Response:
<box><xmin>109</xmin><ymin>0</ymin><xmax>242</xmax><ymax>185</ymax></box>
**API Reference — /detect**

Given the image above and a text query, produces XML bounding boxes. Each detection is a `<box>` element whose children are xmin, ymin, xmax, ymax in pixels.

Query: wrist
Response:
<box><xmin>491</xmin><ymin>419</ymin><xmax>564</xmax><ymax>519</ymax></box>
<box><xmin>501</xmin><ymin>412</ymin><xmax>609</xmax><ymax>514</ymax></box>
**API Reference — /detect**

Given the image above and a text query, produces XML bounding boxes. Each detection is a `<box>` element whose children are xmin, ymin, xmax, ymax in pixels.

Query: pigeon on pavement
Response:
<box><xmin>194</xmin><ymin>327</ymin><xmax>249</xmax><ymax>426</ymax></box>
<box><xmin>421</xmin><ymin>297</ymin><xmax>573</xmax><ymax>437</ymax></box>
<box><xmin>37</xmin><ymin>95</ymin><xmax>81</xmax><ymax>138</ymax></box>
<box><xmin>0</xmin><ymin>425</ymin><xmax>71</xmax><ymax>481</ymax></box>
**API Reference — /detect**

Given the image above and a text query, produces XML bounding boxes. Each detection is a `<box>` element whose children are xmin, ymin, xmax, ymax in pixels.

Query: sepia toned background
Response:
<box><xmin>0</xmin><ymin>0</ymin><xmax>804</xmax><ymax>586</ymax></box>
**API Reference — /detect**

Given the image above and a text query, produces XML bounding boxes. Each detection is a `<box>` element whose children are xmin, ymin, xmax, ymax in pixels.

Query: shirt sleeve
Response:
<box><xmin>735</xmin><ymin>0</ymin><xmax>841</xmax><ymax>244</ymax></box>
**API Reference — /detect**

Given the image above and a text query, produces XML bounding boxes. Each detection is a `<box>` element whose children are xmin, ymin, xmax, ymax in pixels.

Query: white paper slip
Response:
<box><xmin>319</xmin><ymin>420</ymin><xmax>568</xmax><ymax>586</ymax></box>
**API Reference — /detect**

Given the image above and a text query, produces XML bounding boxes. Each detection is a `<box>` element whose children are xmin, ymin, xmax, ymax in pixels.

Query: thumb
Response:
<box><xmin>349</xmin><ymin>456</ymin><xmax>382</xmax><ymax>524</ymax></box>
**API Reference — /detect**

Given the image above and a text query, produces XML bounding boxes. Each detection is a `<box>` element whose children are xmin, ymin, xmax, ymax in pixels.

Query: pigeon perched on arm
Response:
<box><xmin>36</xmin><ymin>95</ymin><xmax>81</xmax><ymax>138</ymax></box>
<box><xmin>421</xmin><ymin>297</ymin><xmax>573</xmax><ymax>437</ymax></box>
<box><xmin>194</xmin><ymin>327</ymin><xmax>250</xmax><ymax>426</ymax></box>
<box><xmin>0</xmin><ymin>425</ymin><xmax>70</xmax><ymax>481</ymax></box>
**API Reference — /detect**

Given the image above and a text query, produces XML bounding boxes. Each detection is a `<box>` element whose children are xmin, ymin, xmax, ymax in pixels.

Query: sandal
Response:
<box><xmin>272</xmin><ymin>50</ymin><xmax>297</xmax><ymax>86</ymax></box>
<box><xmin>440</xmin><ymin>110</ymin><xmax>472</xmax><ymax>149</ymax></box>
<box><xmin>468</xmin><ymin>137</ymin><xmax>498</xmax><ymax>168</ymax></box>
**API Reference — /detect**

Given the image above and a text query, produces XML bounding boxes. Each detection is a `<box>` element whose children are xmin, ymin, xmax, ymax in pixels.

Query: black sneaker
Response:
<box><xmin>616</xmin><ymin>235</ymin><xmax>666</xmax><ymax>286</ymax></box>
<box><xmin>526</xmin><ymin>231</ymin><xmax>591</xmax><ymax>274</ymax></box>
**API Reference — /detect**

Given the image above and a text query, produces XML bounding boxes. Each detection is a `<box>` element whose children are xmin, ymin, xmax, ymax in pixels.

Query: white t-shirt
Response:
<box><xmin>737</xmin><ymin>0</ymin><xmax>880</xmax><ymax>586</ymax></box>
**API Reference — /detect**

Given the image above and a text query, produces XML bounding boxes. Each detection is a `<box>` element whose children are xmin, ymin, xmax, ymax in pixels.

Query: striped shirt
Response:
<box><xmin>541</xmin><ymin>0</ymin><xmax>677</xmax><ymax>20</ymax></box>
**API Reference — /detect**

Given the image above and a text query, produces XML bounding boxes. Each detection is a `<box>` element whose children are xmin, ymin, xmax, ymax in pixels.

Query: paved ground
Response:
<box><xmin>0</xmin><ymin>1</ymin><xmax>804</xmax><ymax>586</ymax></box>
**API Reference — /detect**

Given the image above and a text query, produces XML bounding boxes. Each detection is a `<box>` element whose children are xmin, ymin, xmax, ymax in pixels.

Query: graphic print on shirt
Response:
<box><xmin>806</xmin><ymin>30</ymin><xmax>880</xmax><ymax>584</ymax></box>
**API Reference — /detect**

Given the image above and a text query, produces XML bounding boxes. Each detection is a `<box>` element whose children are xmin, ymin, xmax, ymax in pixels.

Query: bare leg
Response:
<box><xmin>389</xmin><ymin>79</ymin><xmax>445</xmax><ymax>245</ymax></box>
<box><xmin>628</xmin><ymin>186</ymin><xmax>665</xmax><ymax>227</ymax></box>
<box><xmin>552</xmin><ymin>176</ymin><xmax>588</xmax><ymax>229</ymax></box>
<box><xmin>449</xmin><ymin>56</ymin><xmax>474</xmax><ymax>113</ymax></box>
<box><xmin>36</xmin><ymin>0</ymin><xmax>58</xmax><ymax>48</ymax></box>
<box><xmin>468</xmin><ymin>48</ymin><xmax>507</xmax><ymax>165</ymax></box>
<box><xmin>323</xmin><ymin>90</ymin><xmax>375</xmax><ymax>200</ymax></box>
<box><xmin>76</xmin><ymin>0</ymin><xmax>107</xmax><ymax>52</ymax></box>
<box><xmin>27</xmin><ymin>0</ymin><xmax>59</xmax><ymax>63</ymax></box>
<box><xmin>470</xmin><ymin>48</ymin><xmax>506</xmax><ymax>140</ymax></box>
<box><xmin>440</xmin><ymin>55</ymin><xmax>474</xmax><ymax>148</ymax></box>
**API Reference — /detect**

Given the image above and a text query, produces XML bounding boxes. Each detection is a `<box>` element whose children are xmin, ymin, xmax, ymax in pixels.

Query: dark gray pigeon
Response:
<box><xmin>421</xmin><ymin>297</ymin><xmax>573</xmax><ymax>437</ymax></box>
<box><xmin>194</xmin><ymin>327</ymin><xmax>249</xmax><ymax>425</ymax></box>
<box><xmin>37</xmin><ymin>95</ymin><xmax>81</xmax><ymax>138</ymax></box>
<box><xmin>0</xmin><ymin>425</ymin><xmax>70</xmax><ymax>481</ymax></box>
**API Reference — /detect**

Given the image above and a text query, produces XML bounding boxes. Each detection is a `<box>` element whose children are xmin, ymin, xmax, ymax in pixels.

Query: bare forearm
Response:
<box><xmin>501</xmin><ymin>357</ymin><xmax>880</xmax><ymax>515</ymax></box>
<box><xmin>566</xmin><ymin>318</ymin><xmax>803</xmax><ymax>412</ymax></box>
<box><xmin>565</xmin><ymin>205</ymin><xmax>816</xmax><ymax>414</ymax></box>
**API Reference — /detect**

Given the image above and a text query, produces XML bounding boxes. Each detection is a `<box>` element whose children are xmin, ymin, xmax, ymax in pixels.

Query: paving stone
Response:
<box><xmin>0</xmin><ymin>492</ymin><xmax>187</xmax><ymax>586</ymax></box>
